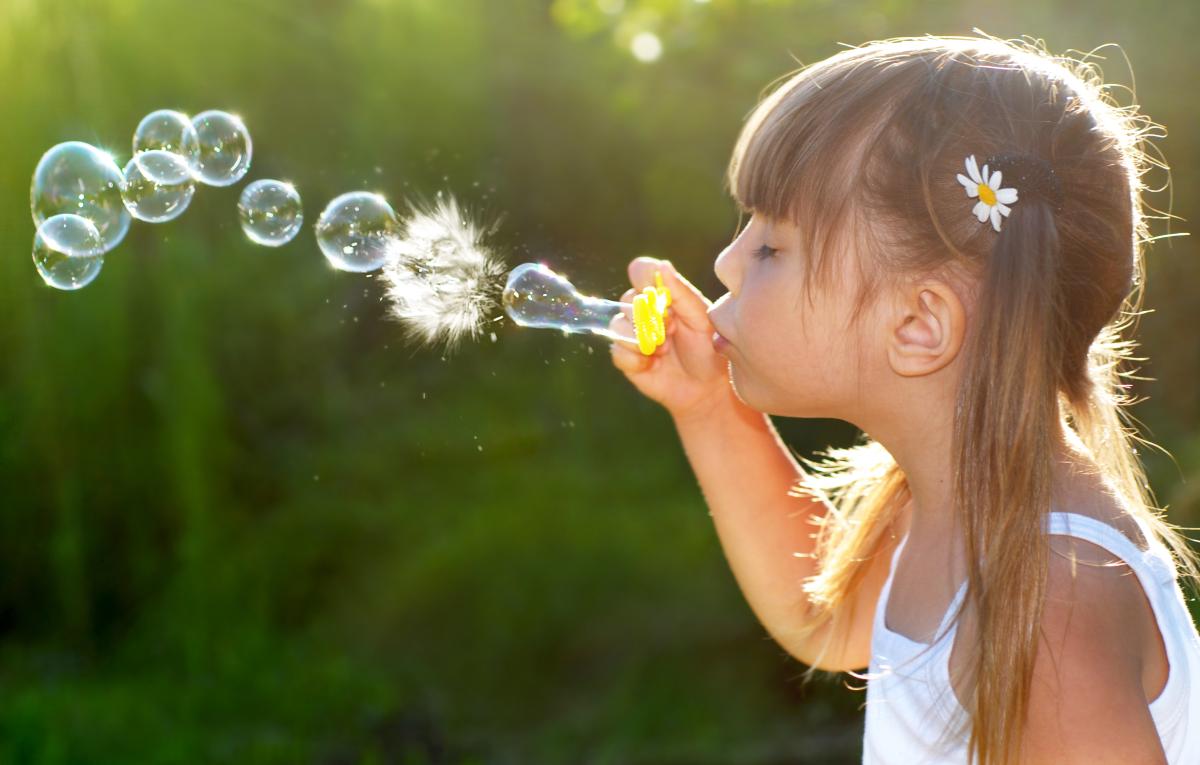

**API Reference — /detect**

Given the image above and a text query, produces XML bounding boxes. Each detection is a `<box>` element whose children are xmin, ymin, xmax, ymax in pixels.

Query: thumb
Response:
<box><xmin>628</xmin><ymin>257</ymin><xmax>712</xmax><ymax>331</ymax></box>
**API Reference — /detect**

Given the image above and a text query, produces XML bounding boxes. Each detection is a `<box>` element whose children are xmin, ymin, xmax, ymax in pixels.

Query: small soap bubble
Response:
<box><xmin>32</xmin><ymin>213</ymin><xmax>105</xmax><ymax>291</ymax></box>
<box><xmin>121</xmin><ymin>151</ymin><xmax>195</xmax><ymax>223</ymax></box>
<box><xmin>314</xmin><ymin>191</ymin><xmax>400</xmax><ymax>272</ymax></box>
<box><xmin>191</xmin><ymin>110</ymin><xmax>252</xmax><ymax>187</ymax></box>
<box><xmin>133</xmin><ymin>109</ymin><xmax>200</xmax><ymax>180</ymax></box>
<box><xmin>239</xmin><ymin>179</ymin><xmax>303</xmax><ymax>246</ymax></box>
<box><xmin>31</xmin><ymin>141</ymin><xmax>130</xmax><ymax>254</ymax></box>
<box><xmin>132</xmin><ymin>149</ymin><xmax>192</xmax><ymax>185</ymax></box>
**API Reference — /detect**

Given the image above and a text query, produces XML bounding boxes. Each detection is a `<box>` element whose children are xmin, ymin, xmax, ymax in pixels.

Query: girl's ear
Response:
<box><xmin>885</xmin><ymin>281</ymin><xmax>966</xmax><ymax>377</ymax></box>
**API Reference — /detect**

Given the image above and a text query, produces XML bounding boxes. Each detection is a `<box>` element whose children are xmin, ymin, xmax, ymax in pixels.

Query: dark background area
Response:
<box><xmin>0</xmin><ymin>1</ymin><xmax>1197</xmax><ymax>762</ymax></box>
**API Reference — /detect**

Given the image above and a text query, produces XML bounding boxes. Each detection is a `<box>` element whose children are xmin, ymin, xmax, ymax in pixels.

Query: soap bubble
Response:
<box><xmin>314</xmin><ymin>191</ymin><xmax>400</xmax><ymax>272</ymax></box>
<box><xmin>238</xmin><ymin>179</ymin><xmax>303</xmax><ymax>246</ymax></box>
<box><xmin>32</xmin><ymin>213</ymin><xmax>105</xmax><ymax>291</ymax></box>
<box><xmin>132</xmin><ymin>109</ymin><xmax>200</xmax><ymax>181</ymax></box>
<box><xmin>31</xmin><ymin>141</ymin><xmax>130</xmax><ymax>254</ymax></box>
<box><xmin>121</xmin><ymin>151</ymin><xmax>195</xmax><ymax>223</ymax></box>
<box><xmin>501</xmin><ymin>262</ymin><xmax>669</xmax><ymax>354</ymax></box>
<box><xmin>191</xmin><ymin>110</ymin><xmax>252</xmax><ymax>187</ymax></box>
<box><xmin>502</xmin><ymin>263</ymin><xmax>626</xmax><ymax>338</ymax></box>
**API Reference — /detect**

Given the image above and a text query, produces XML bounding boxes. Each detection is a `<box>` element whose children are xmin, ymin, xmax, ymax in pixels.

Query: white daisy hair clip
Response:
<box><xmin>958</xmin><ymin>152</ymin><xmax>1064</xmax><ymax>233</ymax></box>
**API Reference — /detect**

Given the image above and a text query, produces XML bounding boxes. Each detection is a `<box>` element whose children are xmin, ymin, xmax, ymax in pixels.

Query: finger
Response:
<box><xmin>618</xmin><ymin>288</ymin><xmax>636</xmax><ymax>319</ymax></box>
<box><xmin>610</xmin><ymin>309</ymin><xmax>670</xmax><ymax>361</ymax></box>
<box><xmin>627</xmin><ymin>256</ymin><xmax>658</xmax><ymax>290</ymax></box>
<box><xmin>655</xmin><ymin>261</ymin><xmax>714</xmax><ymax>331</ymax></box>
<box><xmin>608</xmin><ymin>310</ymin><xmax>638</xmax><ymax>346</ymax></box>
<box><xmin>610</xmin><ymin>337</ymin><xmax>653</xmax><ymax>374</ymax></box>
<box><xmin>628</xmin><ymin>257</ymin><xmax>712</xmax><ymax>331</ymax></box>
<box><xmin>612</xmin><ymin>296</ymin><xmax>672</xmax><ymax>355</ymax></box>
<box><xmin>652</xmin><ymin>334</ymin><xmax>673</xmax><ymax>357</ymax></box>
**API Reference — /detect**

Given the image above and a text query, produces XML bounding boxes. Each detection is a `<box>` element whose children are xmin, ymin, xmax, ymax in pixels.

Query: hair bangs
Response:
<box><xmin>726</xmin><ymin>58</ymin><xmax>901</xmax><ymax>308</ymax></box>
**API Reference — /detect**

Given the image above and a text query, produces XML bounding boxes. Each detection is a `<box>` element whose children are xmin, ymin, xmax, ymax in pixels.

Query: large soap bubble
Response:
<box><xmin>121</xmin><ymin>151</ymin><xmax>195</xmax><ymax>223</ymax></box>
<box><xmin>314</xmin><ymin>192</ymin><xmax>401</xmax><ymax>272</ymax></box>
<box><xmin>32</xmin><ymin>213</ymin><xmax>105</xmax><ymax>291</ymax></box>
<box><xmin>132</xmin><ymin>109</ymin><xmax>200</xmax><ymax>181</ymax></box>
<box><xmin>191</xmin><ymin>110</ymin><xmax>252</xmax><ymax>187</ymax></box>
<box><xmin>31</xmin><ymin>141</ymin><xmax>130</xmax><ymax>254</ymax></box>
<box><xmin>238</xmin><ymin>179</ymin><xmax>303</xmax><ymax>246</ymax></box>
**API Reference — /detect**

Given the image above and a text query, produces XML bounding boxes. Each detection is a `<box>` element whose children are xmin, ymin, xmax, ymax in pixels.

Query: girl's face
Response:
<box><xmin>707</xmin><ymin>214</ymin><xmax>871</xmax><ymax>420</ymax></box>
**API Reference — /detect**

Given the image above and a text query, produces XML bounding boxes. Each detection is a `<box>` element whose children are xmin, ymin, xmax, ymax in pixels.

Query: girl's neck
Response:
<box><xmin>873</xmin><ymin>413</ymin><xmax>1080</xmax><ymax>547</ymax></box>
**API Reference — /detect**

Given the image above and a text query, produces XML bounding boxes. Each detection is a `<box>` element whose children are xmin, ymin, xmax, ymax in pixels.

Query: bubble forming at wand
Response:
<box><xmin>501</xmin><ymin>264</ymin><xmax>672</xmax><ymax>356</ymax></box>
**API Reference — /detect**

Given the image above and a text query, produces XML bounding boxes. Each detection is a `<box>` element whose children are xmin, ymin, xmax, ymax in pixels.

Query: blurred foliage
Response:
<box><xmin>0</xmin><ymin>0</ymin><xmax>1197</xmax><ymax>762</ymax></box>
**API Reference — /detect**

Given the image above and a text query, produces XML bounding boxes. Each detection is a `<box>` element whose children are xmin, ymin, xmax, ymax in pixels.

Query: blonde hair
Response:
<box><xmin>726</xmin><ymin>31</ymin><xmax>1200</xmax><ymax>765</ymax></box>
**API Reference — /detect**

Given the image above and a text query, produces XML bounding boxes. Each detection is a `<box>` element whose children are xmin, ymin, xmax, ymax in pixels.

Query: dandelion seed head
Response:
<box><xmin>381</xmin><ymin>194</ymin><xmax>506</xmax><ymax>350</ymax></box>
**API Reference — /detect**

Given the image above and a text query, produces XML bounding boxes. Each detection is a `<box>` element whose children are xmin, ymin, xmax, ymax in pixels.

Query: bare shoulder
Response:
<box><xmin>1019</xmin><ymin>535</ymin><xmax>1168</xmax><ymax>763</ymax></box>
<box><xmin>1052</xmin><ymin>450</ymin><xmax>1152</xmax><ymax>550</ymax></box>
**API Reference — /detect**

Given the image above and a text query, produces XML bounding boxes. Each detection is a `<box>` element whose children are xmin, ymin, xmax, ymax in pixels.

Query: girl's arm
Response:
<box><xmin>671</xmin><ymin>399</ymin><xmax>896</xmax><ymax>671</ymax></box>
<box><xmin>612</xmin><ymin>258</ymin><xmax>896</xmax><ymax>671</ymax></box>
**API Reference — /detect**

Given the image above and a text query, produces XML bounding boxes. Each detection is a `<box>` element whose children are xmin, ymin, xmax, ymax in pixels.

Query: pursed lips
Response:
<box><xmin>707</xmin><ymin>303</ymin><xmax>734</xmax><ymax>354</ymax></box>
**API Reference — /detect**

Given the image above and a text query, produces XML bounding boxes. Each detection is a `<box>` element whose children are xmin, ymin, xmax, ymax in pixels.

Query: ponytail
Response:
<box><xmin>950</xmin><ymin>193</ymin><xmax>1063</xmax><ymax>763</ymax></box>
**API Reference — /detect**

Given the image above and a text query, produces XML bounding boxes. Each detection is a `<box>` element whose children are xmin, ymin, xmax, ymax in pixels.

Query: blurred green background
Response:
<box><xmin>1</xmin><ymin>1</ymin><xmax>1197</xmax><ymax>763</ymax></box>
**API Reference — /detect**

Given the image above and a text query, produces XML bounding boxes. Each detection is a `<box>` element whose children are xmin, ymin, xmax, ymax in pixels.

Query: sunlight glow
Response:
<box><xmin>631</xmin><ymin>32</ymin><xmax>662</xmax><ymax>63</ymax></box>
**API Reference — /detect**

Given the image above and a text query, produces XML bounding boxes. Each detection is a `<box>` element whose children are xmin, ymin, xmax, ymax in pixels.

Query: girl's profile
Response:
<box><xmin>611</xmin><ymin>31</ymin><xmax>1200</xmax><ymax>765</ymax></box>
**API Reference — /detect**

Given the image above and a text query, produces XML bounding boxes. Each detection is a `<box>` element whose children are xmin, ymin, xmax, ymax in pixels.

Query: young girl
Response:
<box><xmin>609</xmin><ymin>33</ymin><xmax>1200</xmax><ymax>764</ymax></box>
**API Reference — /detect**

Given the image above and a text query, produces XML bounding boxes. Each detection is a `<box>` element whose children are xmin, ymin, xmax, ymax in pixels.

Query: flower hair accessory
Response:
<box><xmin>957</xmin><ymin>153</ymin><xmax>1064</xmax><ymax>233</ymax></box>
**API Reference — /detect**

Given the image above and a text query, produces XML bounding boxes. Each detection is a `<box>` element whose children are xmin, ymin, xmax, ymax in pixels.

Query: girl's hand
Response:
<box><xmin>609</xmin><ymin>257</ymin><xmax>735</xmax><ymax>422</ymax></box>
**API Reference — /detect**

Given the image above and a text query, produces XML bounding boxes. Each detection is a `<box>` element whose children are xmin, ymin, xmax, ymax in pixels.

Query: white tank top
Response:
<box><xmin>861</xmin><ymin>511</ymin><xmax>1200</xmax><ymax>764</ymax></box>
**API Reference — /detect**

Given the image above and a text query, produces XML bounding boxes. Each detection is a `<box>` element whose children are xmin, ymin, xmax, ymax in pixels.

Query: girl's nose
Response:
<box><xmin>714</xmin><ymin>242</ymin><xmax>740</xmax><ymax>295</ymax></box>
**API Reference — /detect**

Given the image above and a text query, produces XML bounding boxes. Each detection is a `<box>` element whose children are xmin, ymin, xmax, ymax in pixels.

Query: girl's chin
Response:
<box><xmin>729</xmin><ymin>365</ymin><xmax>805</xmax><ymax>417</ymax></box>
<box><xmin>727</xmin><ymin>364</ymin><xmax>766</xmax><ymax>411</ymax></box>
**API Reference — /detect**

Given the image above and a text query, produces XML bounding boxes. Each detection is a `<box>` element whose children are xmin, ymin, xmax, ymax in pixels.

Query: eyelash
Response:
<box><xmin>754</xmin><ymin>244</ymin><xmax>778</xmax><ymax>260</ymax></box>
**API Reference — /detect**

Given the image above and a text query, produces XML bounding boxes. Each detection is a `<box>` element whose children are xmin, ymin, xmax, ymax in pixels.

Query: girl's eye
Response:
<box><xmin>754</xmin><ymin>244</ymin><xmax>778</xmax><ymax>260</ymax></box>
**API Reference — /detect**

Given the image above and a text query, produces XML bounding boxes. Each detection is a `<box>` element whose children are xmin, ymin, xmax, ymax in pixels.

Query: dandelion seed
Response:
<box><xmin>380</xmin><ymin>193</ymin><xmax>507</xmax><ymax>351</ymax></box>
